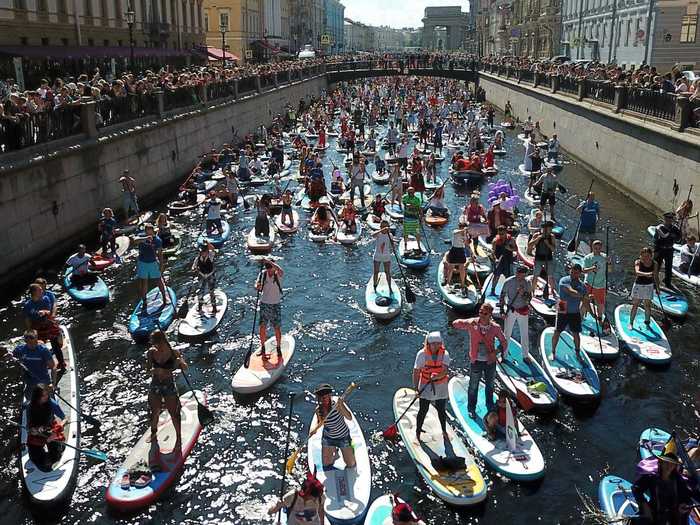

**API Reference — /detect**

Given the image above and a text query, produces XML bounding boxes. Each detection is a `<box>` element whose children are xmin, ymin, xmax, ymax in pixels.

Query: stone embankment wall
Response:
<box><xmin>0</xmin><ymin>76</ymin><xmax>327</xmax><ymax>290</ymax></box>
<box><xmin>478</xmin><ymin>72</ymin><xmax>700</xmax><ymax>215</ymax></box>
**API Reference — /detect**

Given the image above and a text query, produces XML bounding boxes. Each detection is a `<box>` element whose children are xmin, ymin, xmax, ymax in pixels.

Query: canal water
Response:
<box><xmin>1</xmin><ymin>104</ymin><xmax>698</xmax><ymax>525</ymax></box>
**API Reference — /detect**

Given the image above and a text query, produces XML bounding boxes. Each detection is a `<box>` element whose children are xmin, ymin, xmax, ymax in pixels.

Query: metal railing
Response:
<box><xmin>1</xmin><ymin>105</ymin><xmax>82</xmax><ymax>153</ymax></box>
<box><xmin>163</xmin><ymin>86</ymin><xmax>199</xmax><ymax>112</ymax></box>
<box><xmin>95</xmin><ymin>94</ymin><xmax>158</xmax><ymax>128</ymax></box>
<box><xmin>206</xmin><ymin>79</ymin><xmax>236</xmax><ymax>101</ymax></box>
<box><xmin>585</xmin><ymin>79</ymin><xmax>615</xmax><ymax>105</ymax></box>
<box><xmin>559</xmin><ymin>75</ymin><xmax>578</xmax><ymax>95</ymax></box>
<box><xmin>237</xmin><ymin>76</ymin><xmax>257</xmax><ymax>96</ymax></box>
<box><xmin>520</xmin><ymin>69</ymin><xmax>534</xmax><ymax>84</ymax></box>
<box><xmin>626</xmin><ymin>88</ymin><xmax>676</xmax><ymax>121</ymax></box>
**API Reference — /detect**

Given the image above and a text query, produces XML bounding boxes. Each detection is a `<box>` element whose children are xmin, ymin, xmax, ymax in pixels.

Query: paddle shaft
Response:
<box><xmin>386</xmin><ymin>382</ymin><xmax>432</xmax><ymax>432</ymax></box>
<box><xmin>687</xmin><ymin>214</ymin><xmax>700</xmax><ymax>280</ymax></box>
<box><xmin>277</xmin><ymin>393</ymin><xmax>295</xmax><ymax>525</ymax></box>
<box><xmin>389</xmin><ymin>236</ymin><xmax>416</xmax><ymax>303</ymax></box>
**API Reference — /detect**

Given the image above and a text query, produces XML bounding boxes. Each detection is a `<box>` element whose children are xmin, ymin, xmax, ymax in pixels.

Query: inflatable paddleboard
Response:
<box><xmin>128</xmin><ymin>287</ymin><xmax>177</xmax><ymax>343</ymax></box>
<box><xmin>437</xmin><ymin>259</ymin><xmax>479</xmax><ymax>312</ymax></box>
<box><xmin>247</xmin><ymin>227</ymin><xmax>276</xmax><ymax>254</ymax></box>
<box><xmin>598</xmin><ymin>476</ymin><xmax>639</xmax><ymax>521</ymax></box>
<box><xmin>63</xmin><ymin>269</ymin><xmax>110</xmax><ymax>306</ymax></box>
<box><xmin>197</xmin><ymin>221</ymin><xmax>230</xmax><ymax>248</ymax></box>
<box><xmin>231</xmin><ymin>335</ymin><xmax>295</xmax><ymax>394</ymax></box>
<box><xmin>614</xmin><ymin>304</ymin><xmax>672</xmax><ymax>365</ymax></box>
<box><xmin>365</xmin><ymin>274</ymin><xmax>402</xmax><ymax>321</ymax></box>
<box><xmin>336</xmin><ymin>219</ymin><xmax>363</xmax><ymax>245</ymax></box>
<box><xmin>398</xmin><ymin>237</ymin><xmax>430</xmax><ymax>270</ymax></box>
<box><xmin>651</xmin><ymin>287</ymin><xmax>688</xmax><ymax>318</ymax></box>
<box><xmin>579</xmin><ymin>313</ymin><xmax>619</xmax><ymax>360</ymax></box>
<box><xmin>178</xmin><ymin>289</ymin><xmax>228</xmax><ymax>338</ymax></box>
<box><xmin>275</xmin><ymin>210</ymin><xmax>300</xmax><ymax>234</ymax></box>
<box><xmin>92</xmin><ymin>236</ymin><xmax>130</xmax><ymax>271</ymax></box>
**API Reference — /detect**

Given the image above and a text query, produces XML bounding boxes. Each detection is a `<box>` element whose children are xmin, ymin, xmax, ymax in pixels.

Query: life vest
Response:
<box><xmin>419</xmin><ymin>346</ymin><xmax>448</xmax><ymax>386</ymax></box>
<box><xmin>467</xmin><ymin>204</ymin><xmax>484</xmax><ymax>224</ymax></box>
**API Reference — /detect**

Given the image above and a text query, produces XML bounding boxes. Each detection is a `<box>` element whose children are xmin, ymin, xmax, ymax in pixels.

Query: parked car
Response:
<box><xmin>681</xmin><ymin>70</ymin><xmax>699</xmax><ymax>82</ymax></box>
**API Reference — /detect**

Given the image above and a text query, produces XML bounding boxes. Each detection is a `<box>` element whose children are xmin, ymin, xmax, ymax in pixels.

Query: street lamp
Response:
<box><xmin>125</xmin><ymin>6</ymin><xmax>135</xmax><ymax>70</ymax></box>
<box><xmin>220</xmin><ymin>23</ymin><xmax>227</xmax><ymax>64</ymax></box>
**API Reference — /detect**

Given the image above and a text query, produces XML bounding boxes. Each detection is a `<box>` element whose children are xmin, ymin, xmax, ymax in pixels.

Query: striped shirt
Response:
<box><xmin>322</xmin><ymin>406</ymin><xmax>350</xmax><ymax>441</ymax></box>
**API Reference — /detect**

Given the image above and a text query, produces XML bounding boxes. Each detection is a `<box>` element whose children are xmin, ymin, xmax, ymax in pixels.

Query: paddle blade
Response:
<box><xmin>82</xmin><ymin>448</ymin><xmax>108</xmax><ymax>462</ymax></box>
<box><xmin>177</xmin><ymin>300</ymin><xmax>190</xmax><ymax>319</ymax></box>
<box><xmin>197</xmin><ymin>403</ymin><xmax>215</xmax><ymax>427</ymax></box>
<box><xmin>515</xmin><ymin>389</ymin><xmax>535</xmax><ymax>412</ymax></box>
<box><xmin>243</xmin><ymin>348</ymin><xmax>252</xmax><ymax>369</ymax></box>
<box><xmin>558</xmin><ymin>183</ymin><xmax>568</xmax><ymax>194</ymax></box>
<box><xmin>285</xmin><ymin>449</ymin><xmax>299</xmax><ymax>474</ymax></box>
<box><xmin>566</xmin><ymin>236</ymin><xmax>576</xmax><ymax>253</ymax></box>
<box><xmin>405</xmin><ymin>286</ymin><xmax>417</xmax><ymax>304</ymax></box>
<box><xmin>382</xmin><ymin>424</ymin><xmax>398</xmax><ymax>439</ymax></box>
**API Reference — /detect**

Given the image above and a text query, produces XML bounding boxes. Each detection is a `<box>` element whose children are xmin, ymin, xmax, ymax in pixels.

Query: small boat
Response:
<box><xmin>128</xmin><ymin>287</ymin><xmax>177</xmax><ymax>343</ymax></box>
<box><xmin>515</xmin><ymin>234</ymin><xmax>534</xmax><ymax>268</ymax></box>
<box><xmin>598</xmin><ymin>476</ymin><xmax>639</xmax><ymax>521</ymax></box>
<box><xmin>246</xmin><ymin>227</ymin><xmax>276</xmax><ymax>254</ymax></box>
<box><xmin>392</xmin><ymin>387</ymin><xmax>487</xmax><ymax>506</ymax></box>
<box><xmin>437</xmin><ymin>258</ymin><xmax>479</xmax><ymax>311</ymax></box>
<box><xmin>613</xmin><ymin>304</ymin><xmax>672</xmax><ymax>365</ymax></box>
<box><xmin>197</xmin><ymin>221</ymin><xmax>231</xmax><ymax>248</ymax></box>
<box><xmin>531</xmin><ymin>277</ymin><xmax>559</xmax><ymax>321</ymax></box>
<box><xmin>579</xmin><ymin>313</ymin><xmax>619</xmax><ymax>360</ymax></box>
<box><xmin>496</xmin><ymin>338</ymin><xmax>559</xmax><ymax>412</ymax></box>
<box><xmin>92</xmin><ymin>236</ymin><xmax>130</xmax><ymax>271</ymax></box>
<box><xmin>105</xmin><ymin>392</ymin><xmax>205</xmax><ymax>511</ymax></box>
<box><xmin>308</xmin><ymin>398</ymin><xmax>371</xmax><ymax>524</ymax></box>
<box><xmin>178</xmin><ymin>289</ymin><xmax>228</xmax><ymax>338</ymax></box>
<box><xmin>19</xmin><ymin>326</ymin><xmax>80</xmax><ymax>507</ymax></box>
<box><xmin>539</xmin><ymin>328</ymin><xmax>601</xmax><ymax>401</ymax></box>
<box><xmin>651</xmin><ymin>287</ymin><xmax>688</xmax><ymax>318</ymax></box>
<box><xmin>448</xmin><ymin>376</ymin><xmax>545</xmax><ymax>481</ymax></box>
<box><xmin>365</xmin><ymin>274</ymin><xmax>402</xmax><ymax>320</ymax></box>
<box><xmin>397</xmin><ymin>237</ymin><xmax>430</xmax><ymax>270</ymax></box>
<box><xmin>336</xmin><ymin>219</ymin><xmax>363</xmax><ymax>245</ymax></box>
<box><xmin>425</xmin><ymin>209</ymin><xmax>449</xmax><ymax>227</ymax></box>
<box><xmin>231</xmin><ymin>335</ymin><xmax>295</xmax><ymax>394</ymax></box>
<box><xmin>274</xmin><ymin>210</ymin><xmax>300</xmax><ymax>234</ymax></box>
<box><xmin>63</xmin><ymin>269</ymin><xmax>110</xmax><ymax>306</ymax></box>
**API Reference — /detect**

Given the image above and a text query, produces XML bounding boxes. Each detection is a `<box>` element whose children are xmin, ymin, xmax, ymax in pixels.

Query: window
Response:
<box><xmin>20</xmin><ymin>36</ymin><xmax>28</xmax><ymax>45</ymax></box>
<box><xmin>13</xmin><ymin>0</ymin><xmax>27</xmax><ymax>9</ymax></box>
<box><xmin>88</xmin><ymin>38</ymin><xmax>95</xmax><ymax>45</ymax></box>
<box><xmin>104</xmin><ymin>39</ymin><xmax>109</xmax><ymax>46</ymax></box>
<box><xmin>58</xmin><ymin>0</ymin><xmax>67</xmax><ymax>13</ymax></box>
<box><xmin>680</xmin><ymin>15</ymin><xmax>698</xmax><ymax>43</ymax></box>
<box><xmin>625</xmin><ymin>19</ymin><xmax>631</xmax><ymax>46</ymax></box>
<box><xmin>219</xmin><ymin>11</ymin><xmax>229</xmax><ymax>31</ymax></box>
<box><xmin>85</xmin><ymin>0</ymin><xmax>93</xmax><ymax>17</ymax></box>
<box><xmin>204</xmin><ymin>13</ymin><xmax>208</xmax><ymax>31</ymax></box>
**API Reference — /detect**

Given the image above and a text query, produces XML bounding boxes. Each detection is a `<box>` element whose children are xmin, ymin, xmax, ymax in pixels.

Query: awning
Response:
<box><xmin>0</xmin><ymin>45</ymin><xmax>195</xmax><ymax>59</ymax></box>
<box><xmin>200</xmin><ymin>46</ymin><xmax>239</xmax><ymax>61</ymax></box>
<box><xmin>251</xmin><ymin>39</ymin><xmax>285</xmax><ymax>54</ymax></box>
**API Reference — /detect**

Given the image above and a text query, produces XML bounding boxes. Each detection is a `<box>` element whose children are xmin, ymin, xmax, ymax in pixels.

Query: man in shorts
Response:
<box><xmin>581</xmin><ymin>240</ymin><xmax>609</xmax><ymax>324</ymax></box>
<box><xmin>134</xmin><ymin>223</ymin><xmax>167</xmax><ymax>314</ymax></box>
<box><xmin>550</xmin><ymin>264</ymin><xmax>590</xmax><ymax>360</ymax></box>
<box><xmin>257</xmin><ymin>259</ymin><xmax>284</xmax><ymax>358</ymax></box>
<box><xmin>402</xmin><ymin>187</ymin><xmax>424</xmax><ymax>256</ymax></box>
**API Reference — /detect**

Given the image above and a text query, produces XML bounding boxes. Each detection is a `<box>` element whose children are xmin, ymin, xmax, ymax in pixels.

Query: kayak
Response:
<box><xmin>530</xmin><ymin>277</ymin><xmax>559</xmax><ymax>321</ymax></box>
<box><xmin>539</xmin><ymin>327</ymin><xmax>601</xmax><ymax>401</ymax></box>
<box><xmin>197</xmin><ymin>221</ymin><xmax>231</xmax><ymax>248</ymax></box>
<box><xmin>385</xmin><ymin>203</ymin><xmax>404</xmax><ymax>221</ymax></box>
<box><xmin>365</xmin><ymin>274</ymin><xmax>402</xmax><ymax>321</ymax></box>
<box><xmin>673</xmin><ymin>250</ymin><xmax>700</xmax><ymax>286</ymax></box>
<box><xmin>613</xmin><ymin>304</ymin><xmax>672</xmax><ymax>365</ymax></box>
<box><xmin>275</xmin><ymin>210</ymin><xmax>300</xmax><ymax>234</ymax></box>
<box><xmin>579</xmin><ymin>314</ymin><xmax>619</xmax><ymax>360</ymax></box>
<box><xmin>308</xmin><ymin>398</ymin><xmax>371</xmax><ymax>524</ymax></box>
<box><xmin>128</xmin><ymin>287</ymin><xmax>177</xmax><ymax>343</ymax></box>
<box><xmin>392</xmin><ymin>387</ymin><xmax>487</xmax><ymax>506</ymax></box>
<box><xmin>231</xmin><ymin>334</ymin><xmax>295</xmax><ymax>394</ymax></box>
<box><xmin>398</xmin><ymin>237</ymin><xmax>430</xmax><ymax>270</ymax></box>
<box><xmin>247</xmin><ymin>227</ymin><xmax>276</xmax><ymax>254</ymax></box>
<box><xmin>496</xmin><ymin>338</ymin><xmax>559</xmax><ymax>412</ymax></box>
<box><xmin>105</xmin><ymin>391</ymin><xmax>205</xmax><ymax>511</ymax></box>
<box><xmin>63</xmin><ymin>269</ymin><xmax>110</xmax><ymax>306</ymax></box>
<box><xmin>162</xmin><ymin>233</ymin><xmax>182</xmax><ymax>257</ymax></box>
<box><xmin>437</xmin><ymin>258</ymin><xmax>479</xmax><ymax>311</ymax></box>
<box><xmin>425</xmin><ymin>210</ymin><xmax>449</xmax><ymax>227</ymax></box>
<box><xmin>365</xmin><ymin>495</ymin><xmax>425</xmax><ymax>525</ymax></box>
<box><xmin>515</xmin><ymin>234</ymin><xmax>534</xmax><ymax>268</ymax></box>
<box><xmin>20</xmin><ymin>326</ymin><xmax>80</xmax><ymax>507</ymax></box>
<box><xmin>448</xmin><ymin>376</ymin><xmax>545</xmax><ymax>481</ymax></box>
<box><xmin>178</xmin><ymin>289</ymin><xmax>228</xmax><ymax>338</ymax></box>
<box><xmin>651</xmin><ymin>287</ymin><xmax>688</xmax><ymax>318</ymax></box>
<box><xmin>598</xmin><ymin>476</ymin><xmax>639</xmax><ymax>520</ymax></box>
<box><xmin>92</xmin><ymin>236</ymin><xmax>131</xmax><ymax>271</ymax></box>
<box><xmin>336</xmin><ymin>219</ymin><xmax>363</xmax><ymax>245</ymax></box>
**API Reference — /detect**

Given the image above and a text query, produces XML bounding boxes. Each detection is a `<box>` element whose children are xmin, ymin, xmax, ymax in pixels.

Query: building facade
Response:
<box><xmin>650</xmin><ymin>0</ymin><xmax>698</xmax><ymax>72</ymax></box>
<box><xmin>344</xmin><ymin>20</ymin><xmax>374</xmax><ymax>52</ymax></box>
<box><xmin>510</xmin><ymin>0</ymin><xmax>561</xmax><ymax>58</ymax></box>
<box><xmin>262</xmin><ymin>0</ymin><xmax>291</xmax><ymax>50</ymax></box>
<box><xmin>422</xmin><ymin>5</ymin><xmax>471</xmax><ymax>50</ymax></box>
<box><xmin>203</xmin><ymin>0</ymin><xmax>263</xmax><ymax>62</ymax></box>
<box><xmin>323</xmin><ymin>0</ymin><xmax>343</xmax><ymax>53</ymax></box>
<box><xmin>478</xmin><ymin>0</ymin><xmax>514</xmax><ymax>55</ymax></box>
<box><xmin>289</xmin><ymin>0</ymin><xmax>324</xmax><ymax>54</ymax></box>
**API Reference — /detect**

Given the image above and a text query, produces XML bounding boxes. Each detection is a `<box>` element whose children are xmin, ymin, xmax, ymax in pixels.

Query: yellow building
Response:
<box><xmin>202</xmin><ymin>0</ymin><xmax>264</xmax><ymax>62</ymax></box>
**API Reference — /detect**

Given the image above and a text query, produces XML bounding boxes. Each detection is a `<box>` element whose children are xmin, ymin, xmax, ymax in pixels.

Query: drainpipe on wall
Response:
<box><xmin>607</xmin><ymin>0</ymin><xmax>617</xmax><ymax>63</ymax></box>
<box><xmin>643</xmin><ymin>0</ymin><xmax>655</xmax><ymax>64</ymax></box>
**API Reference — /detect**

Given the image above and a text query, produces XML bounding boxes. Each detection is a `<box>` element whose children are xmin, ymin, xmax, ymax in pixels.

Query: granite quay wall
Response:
<box><xmin>0</xmin><ymin>74</ymin><xmax>327</xmax><ymax>291</ymax></box>
<box><xmin>478</xmin><ymin>71</ymin><xmax>700</xmax><ymax>215</ymax></box>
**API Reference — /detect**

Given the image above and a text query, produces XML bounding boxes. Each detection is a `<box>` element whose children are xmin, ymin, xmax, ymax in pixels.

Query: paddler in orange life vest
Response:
<box><xmin>412</xmin><ymin>331</ymin><xmax>451</xmax><ymax>443</ymax></box>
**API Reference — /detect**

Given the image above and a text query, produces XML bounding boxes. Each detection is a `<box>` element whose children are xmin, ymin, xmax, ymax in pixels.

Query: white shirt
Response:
<box><xmin>260</xmin><ymin>271</ymin><xmax>282</xmax><ymax>305</ymax></box>
<box><xmin>67</xmin><ymin>253</ymin><xmax>91</xmax><ymax>275</ymax></box>
<box><xmin>451</xmin><ymin>229</ymin><xmax>466</xmax><ymax>248</ymax></box>
<box><xmin>206</xmin><ymin>199</ymin><xmax>222</xmax><ymax>219</ymax></box>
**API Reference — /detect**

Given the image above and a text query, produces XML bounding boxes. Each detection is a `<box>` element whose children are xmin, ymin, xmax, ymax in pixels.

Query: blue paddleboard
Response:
<box><xmin>651</xmin><ymin>287</ymin><xmax>688</xmax><ymax>318</ymax></box>
<box><xmin>128</xmin><ymin>287</ymin><xmax>177</xmax><ymax>343</ymax></box>
<box><xmin>63</xmin><ymin>269</ymin><xmax>110</xmax><ymax>305</ymax></box>
<box><xmin>614</xmin><ymin>304</ymin><xmax>672</xmax><ymax>365</ymax></box>
<box><xmin>197</xmin><ymin>221</ymin><xmax>231</xmax><ymax>248</ymax></box>
<box><xmin>598</xmin><ymin>476</ymin><xmax>639</xmax><ymax>519</ymax></box>
<box><xmin>540</xmin><ymin>328</ymin><xmax>601</xmax><ymax>400</ymax></box>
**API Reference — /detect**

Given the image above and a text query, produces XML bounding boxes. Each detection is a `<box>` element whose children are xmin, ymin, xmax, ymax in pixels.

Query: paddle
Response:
<box><xmin>389</xmin><ymin>237</ymin><xmax>417</xmax><ymax>304</ymax></box>
<box><xmin>243</xmin><ymin>265</ymin><xmax>265</xmax><ymax>369</ymax></box>
<box><xmin>376</xmin><ymin>382</ymin><xmax>431</xmax><ymax>440</ymax></box>
<box><xmin>654</xmin><ymin>283</ymin><xmax>672</xmax><ymax>330</ymax></box>
<box><xmin>591</xmin><ymin>299</ymin><xmax>605</xmax><ymax>357</ymax></box>
<box><xmin>285</xmin><ymin>382</ymin><xmax>357</xmax><ymax>474</ymax></box>
<box><xmin>179</xmin><ymin>368</ymin><xmax>215</xmax><ymax>427</ymax></box>
<box><xmin>567</xmin><ymin>180</ymin><xmax>595</xmax><ymax>253</ymax></box>
<box><xmin>176</xmin><ymin>280</ymin><xmax>198</xmax><ymax>320</ymax></box>
<box><xmin>277</xmin><ymin>392</ymin><xmax>295</xmax><ymax>525</ymax></box>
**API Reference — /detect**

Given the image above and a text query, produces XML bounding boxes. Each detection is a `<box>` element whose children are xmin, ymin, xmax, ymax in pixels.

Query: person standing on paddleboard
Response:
<box><xmin>268</xmin><ymin>472</ymin><xmax>326</xmax><ymax>525</ymax></box>
<box><xmin>582</xmin><ymin>240</ymin><xmax>609</xmax><ymax>325</ymax></box>
<box><xmin>13</xmin><ymin>329</ymin><xmax>57</xmax><ymax>396</ymax></box>
<box><xmin>119</xmin><ymin>170</ymin><xmax>139</xmax><ymax>220</ymax></box>
<box><xmin>412</xmin><ymin>331</ymin><xmax>451</xmax><ymax>443</ymax></box>
<box><xmin>314</xmin><ymin>384</ymin><xmax>356</xmax><ymax>470</ymax></box>
<box><xmin>499</xmin><ymin>266</ymin><xmax>533</xmax><ymax>359</ymax></box>
<box><xmin>576</xmin><ymin>192</ymin><xmax>600</xmax><ymax>247</ymax></box>
<box><xmin>147</xmin><ymin>329</ymin><xmax>188</xmax><ymax>456</ymax></box>
<box><xmin>23</xmin><ymin>284</ymin><xmax>65</xmax><ymax>370</ymax></box>
<box><xmin>550</xmin><ymin>264</ymin><xmax>590</xmax><ymax>360</ymax></box>
<box><xmin>192</xmin><ymin>241</ymin><xmax>217</xmax><ymax>313</ymax></box>
<box><xmin>534</xmin><ymin>167</ymin><xmax>558</xmax><ymax>221</ymax></box>
<box><xmin>133</xmin><ymin>224</ymin><xmax>167</xmax><ymax>315</ymax></box>
<box><xmin>203</xmin><ymin>191</ymin><xmax>223</xmax><ymax>236</ymax></box>
<box><xmin>528</xmin><ymin>220</ymin><xmax>557</xmax><ymax>300</ymax></box>
<box><xmin>653</xmin><ymin>212</ymin><xmax>682</xmax><ymax>289</ymax></box>
<box><xmin>453</xmin><ymin>304</ymin><xmax>508</xmax><ymax>420</ymax></box>
<box><xmin>98</xmin><ymin>207</ymin><xmax>118</xmax><ymax>255</ymax></box>
<box><xmin>490</xmin><ymin>226</ymin><xmax>517</xmax><ymax>294</ymax></box>
<box><xmin>372</xmin><ymin>220</ymin><xmax>394</xmax><ymax>293</ymax></box>
<box><xmin>402</xmin><ymin>187</ymin><xmax>424</xmax><ymax>256</ymax></box>
<box><xmin>257</xmin><ymin>260</ymin><xmax>284</xmax><ymax>359</ymax></box>
<box><xmin>679</xmin><ymin>235</ymin><xmax>700</xmax><ymax>275</ymax></box>
<box><xmin>629</xmin><ymin>247</ymin><xmax>660</xmax><ymax>328</ymax></box>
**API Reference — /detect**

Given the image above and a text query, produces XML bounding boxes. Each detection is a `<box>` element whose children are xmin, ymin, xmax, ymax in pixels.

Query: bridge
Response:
<box><xmin>325</xmin><ymin>60</ymin><xmax>478</xmax><ymax>83</ymax></box>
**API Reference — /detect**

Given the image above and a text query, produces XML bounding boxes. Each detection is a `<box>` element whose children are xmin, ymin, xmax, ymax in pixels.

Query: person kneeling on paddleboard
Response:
<box><xmin>257</xmin><ymin>260</ymin><xmax>284</xmax><ymax>359</ymax></box>
<box><xmin>314</xmin><ymin>384</ymin><xmax>356</xmax><ymax>471</ymax></box>
<box><xmin>192</xmin><ymin>241</ymin><xmax>217</xmax><ymax>313</ymax></box>
<box><xmin>338</xmin><ymin>200</ymin><xmax>357</xmax><ymax>234</ymax></box>
<box><xmin>269</xmin><ymin>472</ymin><xmax>326</xmax><ymax>525</ymax></box>
<box><xmin>412</xmin><ymin>332</ymin><xmax>451</xmax><ymax>444</ymax></box>
<box><xmin>66</xmin><ymin>244</ymin><xmax>97</xmax><ymax>286</ymax></box>
<box><xmin>26</xmin><ymin>383</ymin><xmax>66</xmax><ymax>472</ymax></box>
<box><xmin>147</xmin><ymin>330</ymin><xmax>188</xmax><ymax>456</ymax></box>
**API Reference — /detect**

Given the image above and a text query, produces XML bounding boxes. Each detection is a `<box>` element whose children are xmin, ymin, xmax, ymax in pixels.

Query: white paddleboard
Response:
<box><xmin>231</xmin><ymin>335</ymin><xmax>295</xmax><ymax>394</ymax></box>
<box><xmin>178</xmin><ymin>289</ymin><xmax>228</xmax><ymax>338</ymax></box>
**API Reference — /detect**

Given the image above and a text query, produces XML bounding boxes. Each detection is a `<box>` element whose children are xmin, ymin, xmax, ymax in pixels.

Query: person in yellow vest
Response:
<box><xmin>412</xmin><ymin>331</ymin><xmax>451</xmax><ymax>443</ymax></box>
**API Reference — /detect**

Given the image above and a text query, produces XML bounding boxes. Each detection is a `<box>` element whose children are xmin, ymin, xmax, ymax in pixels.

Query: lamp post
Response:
<box><xmin>220</xmin><ymin>23</ymin><xmax>227</xmax><ymax>64</ymax></box>
<box><xmin>125</xmin><ymin>6</ymin><xmax>135</xmax><ymax>70</ymax></box>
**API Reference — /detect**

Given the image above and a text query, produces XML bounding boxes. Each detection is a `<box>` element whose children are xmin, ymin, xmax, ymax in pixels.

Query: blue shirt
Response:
<box><xmin>580</xmin><ymin>200</ymin><xmax>600</xmax><ymax>229</ymax></box>
<box><xmin>100</xmin><ymin>217</ymin><xmax>117</xmax><ymax>238</ymax></box>
<box><xmin>558</xmin><ymin>276</ymin><xmax>587</xmax><ymax>314</ymax></box>
<box><xmin>43</xmin><ymin>291</ymin><xmax>56</xmax><ymax>313</ymax></box>
<box><xmin>23</xmin><ymin>296</ymin><xmax>53</xmax><ymax>322</ymax></box>
<box><xmin>138</xmin><ymin>236</ymin><xmax>162</xmax><ymax>263</ymax></box>
<box><xmin>13</xmin><ymin>343</ymin><xmax>54</xmax><ymax>385</ymax></box>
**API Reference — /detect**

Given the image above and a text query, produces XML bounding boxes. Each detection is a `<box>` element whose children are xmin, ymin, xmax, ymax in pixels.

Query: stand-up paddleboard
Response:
<box><xmin>539</xmin><ymin>328</ymin><xmax>601</xmax><ymax>401</ymax></box>
<box><xmin>565</xmin><ymin>240</ymin><xmax>591</xmax><ymax>267</ymax></box>
<box><xmin>167</xmin><ymin>193</ymin><xmax>206</xmax><ymax>215</ymax></box>
<box><xmin>651</xmin><ymin>287</ymin><xmax>688</xmax><ymax>318</ymax></box>
<box><xmin>523</xmin><ymin>188</ymin><xmax>539</xmax><ymax>206</ymax></box>
<box><xmin>92</xmin><ymin>236</ymin><xmax>130</xmax><ymax>271</ymax></box>
<box><xmin>63</xmin><ymin>269</ymin><xmax>110</xmax><ymax>306</ymax></box>
<box><xmin>496</xmin><ymin>339</ymin><xmax>558</xmax><ymax>412</ymax></box>
<box><xmin>451</xmin><ymin>169</ymin><xmax>483</xmax><ymax>185</ymax></box>
<box><xmin>530</xmin><ymin>277</ymin><xmax>558</xmax><ymax>321</ymax></box>
<box><xmin>637</xmin><ymin>427</ymin><xmax>698</xmax><ymax>460</ymax></box>
<box><xmin>398</xmin><ymin>237</ymin><xmax>430</xmax><ymax>270</ymax></box>
<box><xmin>672</xmin><ymin>251</ymin><xmax>700</xmax><ymax>286</ymax></box>
<box><xmin>480</xmin><ymin>273</ymin><xmax>504</xmax><ymax>316</ymax></box>
<box><xmin>437</xmin><ymin>260</ymin><xmax>479</xmax><ymax>311</ymax></box>
<box><xmin>424</xmin><ymin>176</ymin><xmax>444</xmax><ymax>191</ymax></box>
<box><xmin>425</xmin><ymin>210</ymin><xmax>449</xmax><ymax>227</ymax></box>
<box><xmin>392</xmin><ymin>388</ymin><xmax>487</xmax><ymax>506</ymax></box>
<box><xmin>198</xmin><ymin>221</ymin><xmax>231</xmax><ymax>248</ymax></box>
<box><xmin>366</xmin><ymin>214</ymin><xmax>395</xmax><ymax>232</ymax></box>
<box><xmin>385</xmin><ymin>203</ymin><xmax>404</xmax><ymax>221</ymax></box>
<box><xmin>340</xmin><ymin>185</ymin><xmax>371</xmax><ymax>204</ymax></box>
<box><xmin>106</xmin><ymin>391</ymin><xmax>205</xmax><ymax>512</ymax></box>
<box><xmin>598</xmin><ymin>476</ymin><xmax>640</xmax><ymax>521</ymax></box>
<box><xmin>579</xmin><ymin>313</ymin><xmax>619</xmax><ymax>360</ymax></box>
<box><xmin>231</xmin><ymin>335</ymin><xmax>295</xmax><ymax>394</ymax></box>
<box><xmin>247</xmin><ymin>227</ymin><xmax>276</xmax><ymax>254</ymax></box>
<box><xmin>448</xmin><ymin>377</ymin><xmax>545</xmax><ymax>481</ymax></box>
<box><xmin>365</xmin><ymin>274</ymin><xmax>402</xmax><ymax>320</ymax></box>
<box><xmin>309</xmin><ymin>221</ymin><xmax>338</xmax><ymax>243</ymax></box>
<box><xmin>178</xmin><ymin>289</ymin><xmax>228</xmax><ymax>338</ymax></box>
<box><xmin>275</xmin><ymin>210</ymin><xmax>300</xmax><ymax>234</ymax></box>
<box><xmin>371</xmin><ymin>170</ymin><xmax>390</xmax><ymax>185</ymax></box>
<box><xmin>365</xmin><ymin>495</ymin><xmax>426</xmax><ymax>525</ymax></box>
<box><xmin>308</xmin><ymin>398</ymin><xmax>371</xmax><ymax>524</ymax></box>
<box><xmin>128</xmin><ymin>287</ymin><xmax>177</xmax><ymax>343</ymax></box>
<box><xmin>515</xmin><ymin>234</ymin><xmax>534</xmax><ymax>268</ymax></box>
<box><xmin>614</xmin><ymin>305</ymin><xmax>672</xmax><ymax>365</ymax></box>
<box><xmin>162</xmin><ymin>233</ymin><xmax>182</xmax><ymax>257</ymax></box>
<box><xmin>20</xmin><ymin>326</ymin><xmax>80</xmax><ymax>507</ymax></box>
<box><xmin>467</xmin><ymin>253</ymin><xmax>492</xmax><ymax>283</ymax></box>
<box><xmin>336</xmin><ymin>219</ymin><xmax>363</xmax><ymax>245</ymax></box>
<box><xmin>120</xmin><ymin>211</ymin><xmax>155</xmax><ymax>235</ymax></box>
